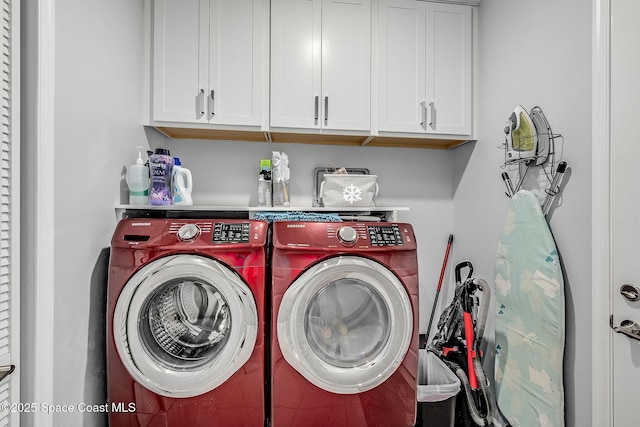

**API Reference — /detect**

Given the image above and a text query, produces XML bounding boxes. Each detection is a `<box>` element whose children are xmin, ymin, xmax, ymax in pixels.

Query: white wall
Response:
<box><xmin>451</xmin><ymin>1</ymin><xmax>592</xmax><ymax>426</ymax></box>
<box><xmin>54</xmin><ymin>0</ymin><xmax>147</xmax><ymax>423</ymax></box>
<box><xmin>22</xmin><ymin>1</ymin><xmax>146</xmax><ymax>426</ymax></box>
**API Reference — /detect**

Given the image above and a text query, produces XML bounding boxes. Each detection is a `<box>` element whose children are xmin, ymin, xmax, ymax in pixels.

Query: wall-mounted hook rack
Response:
<box><xmin>499</xmin><ymin>106</ymin><xmax>568</xmax><ymax>216</ymax></box>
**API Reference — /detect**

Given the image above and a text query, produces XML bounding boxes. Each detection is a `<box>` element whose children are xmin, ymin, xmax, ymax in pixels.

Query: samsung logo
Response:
<box><xmin>131</xmin><ymin>222</ymin><xmax>151</xmax><ymax>227</ymax></box>
<box><xmin>286</xmin><ymin>224</ymin><xmax>306</xmax><ymax>228</ymax></box>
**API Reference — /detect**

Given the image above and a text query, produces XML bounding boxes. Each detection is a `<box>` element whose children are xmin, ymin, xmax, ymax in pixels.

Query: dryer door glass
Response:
<box><xmin>113</xmin><ymin>254</ymin><xmax>258</xmax><ymax>398</ymax></box>
<box><xmin>277</xmin><ymin>255</ymin><xmax>413</xmax><ymax>394</ymax></box>
<box><xmin>305</xmin><ymin>278</ymin><xmax>391</xmax><ymax>368</ymax></box>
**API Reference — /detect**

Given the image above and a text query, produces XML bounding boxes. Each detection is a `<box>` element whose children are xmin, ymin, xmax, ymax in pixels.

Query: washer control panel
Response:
<box><xmin>367</xmin><ymin>224</ymin><xmax>404</xmax><ymax>247</ymax></box>
<box><xmin>212</xmin><ymin>222</ymin><xmax>251</xmax><ymax>243</ymax></box>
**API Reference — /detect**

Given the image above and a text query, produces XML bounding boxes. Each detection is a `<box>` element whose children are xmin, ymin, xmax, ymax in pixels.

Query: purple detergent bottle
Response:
<box><xmin>148</xmin><ymin>148</ymin><xmax>174</xmax><ymax>205</ymax></box>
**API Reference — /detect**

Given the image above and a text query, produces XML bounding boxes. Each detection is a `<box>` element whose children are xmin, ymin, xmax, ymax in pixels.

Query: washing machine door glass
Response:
<box><xmin>113</xmin><ymin>254</ymin><xmax>258</xmax><ymax>398</ymax></box>
<box><xmin>277</xmin><ymin>255</ymin><xmax>413</xmax><ymax>394</ymax></box>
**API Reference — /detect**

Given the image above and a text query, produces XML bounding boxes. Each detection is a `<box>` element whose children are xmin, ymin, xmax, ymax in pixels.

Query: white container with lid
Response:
<box><xmin>172</xmin><ymin>157</ymin><xmax>193</xmax><ymax>206</ymax></box>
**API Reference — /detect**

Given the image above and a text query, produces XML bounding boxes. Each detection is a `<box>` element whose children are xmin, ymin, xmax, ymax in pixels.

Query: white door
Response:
<box><xmin>153</xmin><ymin>0</ymin><xmax>208</xmax><ymax>123</ymax></box>
<box><xmin>153</xmin><ymin>0</ymin><xmax>265</xmax><ymax>125</ymax></box>
<box><xmin>610</xmin><ymin>0</ymin><xmax>640</xmax><ymax>425</ymax></box>
<box><xmin>321</xmin><ymin>0</ymin><xmax>371</xmax><ymax>131</ymax></box>
<box><xmin>270</xmin><ymin>0</ymin><xmax>321</xmax><ymax>129</ymax></box>
<box><xmin>113</xmin><ymin>255</ymin><xmax>258</xmax><ymax>398</ymax></box>
<box><xmin>277</xmin><ymin>256</ymin><xmax>412</xmax><ymax>393</ymax></box>
<box><xmin>425</xmin><ymin>2</ymin><xmax>472</xmax><ymax>135</ymax></box>
<box><xmin>208</xmin><ymin>0</ymin><xmax>264</xmax><ymax>126</ymax></box>
<box><xmin>270</xmin><ymin>0</ymin><xmax>370</xmax><ymax>131</ymax></box>
<box><xmin>377</xmin><ymin>0</ymin><xmax>426</xmax><ymax>133</ymax></box>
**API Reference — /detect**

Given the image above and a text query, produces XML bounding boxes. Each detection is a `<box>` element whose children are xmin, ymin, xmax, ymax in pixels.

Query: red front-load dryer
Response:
<box><xmin>107</xmin><ymin>219</ymin><xmax>267</xmax><ymax>427</ymax></box>
<box><xmin>271</xmin><ymin>221</ymin><xmax>419</xmax><ymax>427</ymax></box>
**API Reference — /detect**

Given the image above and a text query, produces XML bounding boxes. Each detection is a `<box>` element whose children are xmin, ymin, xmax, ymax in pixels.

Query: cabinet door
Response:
<box><xmin>153</xmin><ymin>0</ymin><xmax>208</xmax><ymax>123</ymax></box>
<box><xmin>321</xmin><ymin>0</ymin><xmax>371</xmax><ymax>131</ymax></box>
<box><xmin>377</xmin><ymin>0</ymin><xmax>426</xmax><ymax>133</ymax></box>
<box><xmin>270</xmin><ymin>0</ymin><xmax>321</xmax><ymax>129</ymax></box>
<box><xmin>209</xmin><ymin>0</ymin><xmax>264</xmax><ymax>126</ymax></box>
<box><xmin>425</xmin><ymin>3</ymin><xmax>472</xmax><ymax>135</ymax></box>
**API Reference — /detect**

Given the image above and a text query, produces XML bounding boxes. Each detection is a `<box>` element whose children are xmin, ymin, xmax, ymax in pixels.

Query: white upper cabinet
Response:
<box><xmin>152</xmin><ymin>0</ymin><xmax>266</xmax><ymax>126</ymax></box>
<box><xmin>377</xmin><ymin>0</ymin><xmax>472</xmax><ymax>136</ymax></box>
<box><xmin>270</xmin><ymin>0</ymin><xmax>371</xmax><ymax>132</ymax></box>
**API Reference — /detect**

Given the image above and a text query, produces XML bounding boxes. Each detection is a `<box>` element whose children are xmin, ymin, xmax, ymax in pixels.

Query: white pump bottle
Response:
<box><xmin>128</xmin><ymin>146</ymin><xmax>150</xmax><ymax>205</ymax></box>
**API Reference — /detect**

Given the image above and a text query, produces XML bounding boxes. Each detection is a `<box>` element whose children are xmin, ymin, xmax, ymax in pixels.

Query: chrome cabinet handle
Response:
<box><xmin>420</xmin><ymin>100</ymin><xmax>427</xmax><ymax>130</ymax></box>
<box><xmin>0</xmin><ymin>365</ymin><xmax>14</xmax><ymax>383</ymax></box>
<box><xmin>314</xmin><ymin>96</ymin><xmax>319</xmax><ymax>125</ymax></box>
<box><xmin>208</xmin><ymin>90</ymin><xmax>215</xmax><ymax>118</ymax></box>
<box><xmin>428</xmin><ymin>101</ymin><xmax>436</xmax><ymax>130</ymax></box>
<box><xmin>196</xmin><ymin>89</ymin><xmax>205</xmax><ymax>119</ymax></box>
<box><xmin>324</xmin><ymin>96</ymin><xmax>328</xmax><ymax>125</ymax></box>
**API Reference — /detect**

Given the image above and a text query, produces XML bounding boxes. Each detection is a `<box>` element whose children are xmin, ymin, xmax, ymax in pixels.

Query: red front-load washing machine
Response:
<box><xmin>271</xmin><ymin>221</ymin><xmax>419</xmax><ymax>427</ymax></box>
<box><xmin>107</xmin><ymin>219</ymin><xmax>268</xmax><ymax>427</ymax></box>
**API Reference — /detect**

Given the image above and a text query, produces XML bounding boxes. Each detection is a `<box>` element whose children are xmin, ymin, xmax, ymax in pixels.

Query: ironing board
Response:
<box><xmin>494</xmin><ymin>190</ymin><xmax>565</xmax><ymax>427</ymax></box>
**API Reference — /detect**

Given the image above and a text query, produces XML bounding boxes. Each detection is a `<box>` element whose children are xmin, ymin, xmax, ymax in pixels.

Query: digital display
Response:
<box><xmin>212</xmin><ymin>222</ymin><xmax>250</xmax><ymax>243</ymax></box>
<box><xmin>367</xmin><ymin>225</ymin><xmax>404</xmax><ymax>246</ymax></box>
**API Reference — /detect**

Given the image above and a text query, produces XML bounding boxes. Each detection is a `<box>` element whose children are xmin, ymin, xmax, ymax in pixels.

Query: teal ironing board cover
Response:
<box><xmin>494</xmin><ymin>190</ymin><xmax>565</xmax><ymax>426</ymax></box>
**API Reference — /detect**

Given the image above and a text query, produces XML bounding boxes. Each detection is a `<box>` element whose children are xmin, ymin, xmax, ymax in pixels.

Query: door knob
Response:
<box><xmin>612</xmin><ymin>318</ymin><xmax>640</xmax><ymax>342</ymax></box>
<box><xmin>620</xmin><ymin>284</ymin><xmax>640</xmax><ymax>301</ymax></box>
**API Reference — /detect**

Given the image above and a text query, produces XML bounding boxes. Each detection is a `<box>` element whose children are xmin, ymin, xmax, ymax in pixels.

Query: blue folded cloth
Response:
<box><xmin>253</xmin><ymin>211</ymin><xmax>343</xmax><ymax>222</ymax></box>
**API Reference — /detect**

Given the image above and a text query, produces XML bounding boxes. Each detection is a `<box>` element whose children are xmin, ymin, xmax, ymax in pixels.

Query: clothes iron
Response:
<box><xmin>504</xmin><ymin>105</ymin><xmax>537</xmax><ymax>164</ymax></box>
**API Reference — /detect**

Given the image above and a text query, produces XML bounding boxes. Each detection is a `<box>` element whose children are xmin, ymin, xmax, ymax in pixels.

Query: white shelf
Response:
<box><xmin>115</xmin><ymin>205</ymin><xmax>409</xmax><ymax>221</ymax></box>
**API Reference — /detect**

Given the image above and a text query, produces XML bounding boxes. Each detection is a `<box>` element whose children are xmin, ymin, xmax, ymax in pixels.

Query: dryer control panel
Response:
<box><xmin>367</xmin><ymin>225</ymin><xmax>404</xmax><ymax>247</ymax></box>
<box><xmin>273</xmin><ymin>221</ymin><xmax>415</xmax><ymax>250</ymax></box>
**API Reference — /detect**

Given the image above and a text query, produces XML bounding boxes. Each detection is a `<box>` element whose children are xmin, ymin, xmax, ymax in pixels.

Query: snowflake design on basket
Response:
<box><xmin>342</xmin><ymin>183</ymin><xmax>363</xmax><ymax>204</ymax></box>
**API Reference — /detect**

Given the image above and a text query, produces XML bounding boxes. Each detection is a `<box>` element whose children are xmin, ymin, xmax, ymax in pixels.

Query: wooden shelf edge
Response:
<box><xmin>153</xmin><ymin>126</ymin><xmax>474</xmax><ymax>149</ymax></box>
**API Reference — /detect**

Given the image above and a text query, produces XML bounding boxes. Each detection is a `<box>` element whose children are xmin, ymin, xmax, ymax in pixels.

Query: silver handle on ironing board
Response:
<box><xmin>612</xmin><ymin>318</ymin><xmax>640</xmax><ymax>342</ymax></box>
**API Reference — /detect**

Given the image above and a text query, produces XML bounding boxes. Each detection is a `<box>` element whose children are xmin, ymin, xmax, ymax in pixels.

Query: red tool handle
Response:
<box><xmin>463</xmin><ymin>311</ymin><xmax>479</xmax><ymax>389</ymax></box>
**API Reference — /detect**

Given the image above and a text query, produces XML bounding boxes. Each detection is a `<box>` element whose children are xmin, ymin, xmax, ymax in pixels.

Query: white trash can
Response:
<box><xmin>416</xmin><ymin>350</ymin><xmax>461</xmax><ymax>427</ymax></box>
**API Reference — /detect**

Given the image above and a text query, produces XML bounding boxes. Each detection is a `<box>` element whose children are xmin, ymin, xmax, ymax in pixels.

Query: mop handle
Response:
<box><xmin>437</xmin><ymin>235</ymin><xmax>454</xmax><ymax>292</ymax></box>
<box><xmin>425</xmin><ymin>234</ymin><xmax>454</xmax><ymax>343</ymax></box>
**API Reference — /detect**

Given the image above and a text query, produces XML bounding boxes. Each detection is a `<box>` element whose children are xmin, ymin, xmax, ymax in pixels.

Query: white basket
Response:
<box><xmin>319</xmin><ymin>174</ymin><xmax>378</xmax><ymax>207</ymax></box>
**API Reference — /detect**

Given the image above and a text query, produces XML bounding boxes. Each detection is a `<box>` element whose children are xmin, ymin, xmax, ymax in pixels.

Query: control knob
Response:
<box><xmin>337</xmin><ymin>226</ymin><xmax>358</xmax><ymax>245</ymax></box>
<box><xmin>177</xmin><ymin>223</ymin><xmax>201</xmax><ymax>242</ymax></box>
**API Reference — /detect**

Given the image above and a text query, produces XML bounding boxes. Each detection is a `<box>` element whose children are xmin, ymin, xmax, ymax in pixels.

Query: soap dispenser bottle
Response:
<box><xmin>127</xmin><ymin>146</ymin><xmax>150</xmax><ymax>205</ymax></box>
